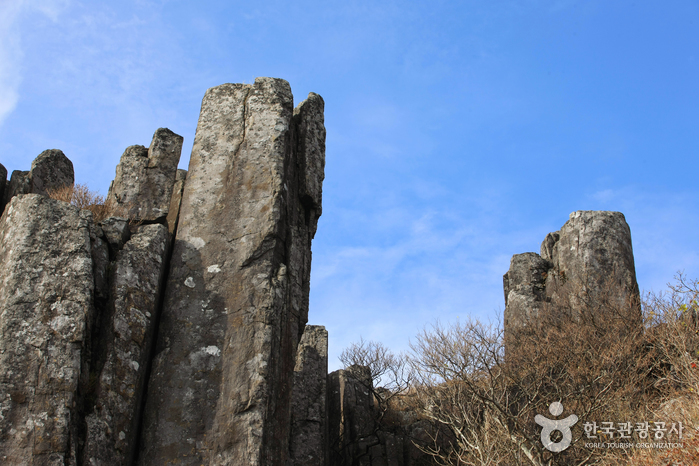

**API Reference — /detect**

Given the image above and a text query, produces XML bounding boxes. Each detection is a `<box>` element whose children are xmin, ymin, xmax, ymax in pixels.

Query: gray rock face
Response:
<box><xmin>1</xmin><ymin>150</ymin><xmax>74</xmax><ymax>214</ymax></box>
<box><xmin>328</xmin><ymin>366</ymin><xmax>377</xmax><ymax>466</ymax></box>
<box><xmin>503</xmin><ymin>252</ymin><xmax>551</xmax><ymax>337</ymax></box>
<box><xmin>30</xmin><ymin>149</ymin><xmax>75</xmax><ymax>196</ymax></box>
<box><xmin>83</xmin><ymin>224</ymin><xmax>169</xmax><ymax>466</ymax></box>
<box><xmin>0</xmin><ymin>195</ymin><xmax>94</xmax><ymax>465</ymax></box>
<box><xmin>504</xmin><ymin>210</ymin><xmax>640</xmax><ymax>343</ymax></box>
<box><xmin>99</xmin><ymin>217</ymin><xmax>131</xmax><ymax>251</ymax></box>
<box><xmin>290</xmin><ymin>325</ymin><xmax>328</xmax><ymax>466</ymax></box>
<box><xmin>107</xmin><ymin>128</ymin><xmax>183</xmax><ymax>222</ymax></box>
<box><xmin>2</xmin><ymin>170</ymin><xmax>30</xmax><ymax>210</ymax></box>
<box><xmin>138</xmin><ymin>78</ymin><xmax>325</xmax><ymax>465</ymax></box>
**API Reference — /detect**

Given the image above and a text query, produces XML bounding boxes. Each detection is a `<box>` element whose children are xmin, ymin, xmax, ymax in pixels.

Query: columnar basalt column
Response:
<box><xmin>503</xmin><ymin>210</ymin><xmax>640</xmax><ymax>348</ymax></box>
<box><xmin>290</xmin><ymin>325</ymin><xmax>328</xmax><ymax>466</ymax></box>
<box><xmin>138</xmin><ymin>78</ymin><xmax>325</xmax><ymax>465</ymax></box>
<box><xmin>0</xmin><ymin>195</ymin><xmax>94</xmax><ymax>465</ymax></box>
<box><xmin>107</xmin><ymin>128</ymin><xmax>184</xmax><ymax>222</ymax></box>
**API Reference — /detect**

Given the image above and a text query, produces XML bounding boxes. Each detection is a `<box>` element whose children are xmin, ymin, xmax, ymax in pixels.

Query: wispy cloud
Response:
<box><xmin>0</xmin><ymin>1</ymin><xmax>71</xmax><ymax>127</ymax></box>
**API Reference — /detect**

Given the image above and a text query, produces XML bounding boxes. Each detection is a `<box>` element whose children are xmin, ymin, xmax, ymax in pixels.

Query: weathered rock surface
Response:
<box><xmin>83</xmin><ymin>223</ymin><xmax>169</xmax><ymax>466</ymax></box>
<box><xmin>107</xmin><ymin>128</ymin><xmax>183</xmax><ymax>222</ymax></box>
<box><xmin>1</xmin><ymin>150</ymin><xmax>74</xmax><ymax>214</ymax></box>
<box><xmin>30</xmin><ymin>149</ymin><xmax>75</xmax><ymax>196</ymax></box>
<box><xmin>290</xmin><ymin>325</ymin><xmax>328</xmax><ymax>466</ymax></box>
<box><xmin>328</xmin><ymin>366</ymin><xmax>378</xmax><ymax>466</ymax></box>
<box><xmin>503</xmin><ymin>252</ymin><xmax>552</xmax><ymax>336</ymax></box>
<box><xmin>504</xmin><ymin>210</ymin><xmax>640</xmax><ymax>343</ymax></box>
<box><xmin>0</xmin><ymin>194</ymin><xmax>94</xmax><ymax>465</ymax></box>
<box><xmin>2</xmin><ymin>170</ymin><xmax>30</xmax><ymax>210</ymax></box>
<box><xmin>99</xmin><ymin>217</ymin><xmax>131</xmax><ymax>251</ymax></box>
<box><xmin>138</xmin><ymin>78</ymin><xmax>325</xmax><ymax>465</ymax></box>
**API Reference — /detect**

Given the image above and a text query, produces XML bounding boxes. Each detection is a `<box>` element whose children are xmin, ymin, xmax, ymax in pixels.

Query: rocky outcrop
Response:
<box><xmin>0</xmin><ymin>195</ymin><xmax>94</xmax><ymax>465</ymax></box>
<box><xmin>504</xmin><ymin>210</ymin><xmax>641</xmax><ymax>345</ymax></box>
<box><xmin>1</xmin><ymin>150</ymin><xmax>74</xmax><ymax>213</ymax></box>
<box><xmin>329</xmin><ymin>366</ymin><xmax>377</xmax><ymax>466</ymax></box>
<box><xmin>0</xmin><ymin>78</ymin><xmax>326</xmax><ymax>466</ymax></box>
<box><xmin>2</xmin><ymin>170</ymin><xmax>30</xmax><ymax>210</ymax></box>
<box><xmin>290</xmin><ymin>325</ymin><xmax>329</xmax><ymax>466</ymax></box>
<box><xmin>107</xmin><ymin>128</ymin><xmax>183</xmax><ymax>222</ymax></box>
<box><xmin>82</xmin><ymin>224</ymin><xmax>169</xmax><ymax>466</ymax></box>
<box><xmin>138</xmin><ymin>78</ymin><xmax>325</xmax><ymax>465</ymax></box>
<box><xmin>30</xmin><ymin>149</ymin><xmax>75</xmax><ymax>196</ymax></box>
<box><xmin>328</xmin><ymin>367</ymin><xmax>431</xmax><ymax>466</ymax></box>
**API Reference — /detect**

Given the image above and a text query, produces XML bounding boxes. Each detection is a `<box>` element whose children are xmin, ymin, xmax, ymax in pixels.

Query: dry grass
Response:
<box><xmin>47</xmin><ymin>183</ymin><xmax>129</xmax><ymax>223</ymax></box>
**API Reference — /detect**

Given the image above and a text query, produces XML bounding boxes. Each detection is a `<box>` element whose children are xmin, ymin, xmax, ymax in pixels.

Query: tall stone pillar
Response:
<box><xmin>290</xmin><ymin>325</ymin><xmax>328</xmax><ymax>466</ymax></box>
<box><xmin>138</xmin><ymin>78</ymin><xmax>325</xmax><ymax>465</ymax></box>
<box><xmin>504</xmin><ymin>210</ymin><xmax>641</xmax><ymax>348</ymax></box>
<box><xmin>0</xmin><ymin>195</ymin><xmax>95</xmax><ymax>465</ymax></box>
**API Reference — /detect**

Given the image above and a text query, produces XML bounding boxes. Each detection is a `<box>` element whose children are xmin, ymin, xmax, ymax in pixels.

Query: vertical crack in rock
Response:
<box><xmin>0</xmin><ymin>195</ymin><xmax>94</xmax><ymax>465</ymax></box>
<box><xmin>137</xmin><ymin>78</ymin><xmax>325</xmax><ymax>466</ymax></box>
<box><xmin>81</xmin><ymin>224</ymin><xmax>170</xmax><ymax>466</ymax></box>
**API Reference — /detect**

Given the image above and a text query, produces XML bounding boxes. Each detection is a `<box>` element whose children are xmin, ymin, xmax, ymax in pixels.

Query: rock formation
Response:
<box><xmin>107</xmin><ymin>128</ymin><xmax>184</xmax><ymax>222</ymax></box>
<box><xmin>139</xmin><ymin>78</ymin><xmax>325</xmax><ymax>466</ymax></box>
<box><xmin>290</xmin><ymin>325</ymin><xmax>329</xmax><ymax>465</ymax></box>
<box><xmin>0</xmin><ymin>78</ymin><xmax>326</xmax><ymax>466</ymax></box>
<box><xmin>503</xmin><ymin>210</ymin><xmax>641</xmax><ymax>348</ymax></box>
<box><xmin>1</xmin><ymin>149</ymin><xmax>74</xmax><ymax>214</ymax></box>
<box><xmin>0</xmin><ymin>195</ymin><xmax>94</xmax><ymax>465</ymax></box>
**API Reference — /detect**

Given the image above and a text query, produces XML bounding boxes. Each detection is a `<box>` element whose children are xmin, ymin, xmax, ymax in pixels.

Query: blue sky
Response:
<box><xmin>2</xmin><ymin>1</ymin><xmax>697</xmax><ymax>371</ymax></box>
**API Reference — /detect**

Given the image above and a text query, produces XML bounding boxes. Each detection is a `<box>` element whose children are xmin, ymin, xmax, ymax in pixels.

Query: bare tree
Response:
<box><xmin>410</xmin><ymin>274</ymin><xmax>650</xmax><ymax>466</ymax></box>
<box><xmin>339</xmin><ymin>337</ymin><xmax>414</xmax><ymax>418</ymax></box>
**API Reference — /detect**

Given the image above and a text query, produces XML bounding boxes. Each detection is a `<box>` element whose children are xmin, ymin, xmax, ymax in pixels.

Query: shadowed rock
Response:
<box><xmin>290</xmin><ymin>325</ymin><xmax>328</xmax><ymax>466</ymax></box>
<box><xmin>138</xmin><ymin>78</ymin><xmax>325</xmax><ymax>465</ymax></box>
<box><xmin>165</xmin><ymin>169</ymin><xmax>187</xmax><ymax>236</ymax></box>
<box><xmin>2</xmin><ymin>170</ymin><xmax>30</xmax><ymax>210</ymax></box>
<box><xmin>0</xmin><ymin>195</ymin><xmax>94</xmax><ymax>465</ymax></box>
<box><xmin>30</xmin><ymin>149</ymin><xmax>75</xmax><ymax>196</ymax></box>
<box><xmin>83</xmin><ymin>224</ymin><xmax>169</xmax><ymax>466</ymax></box>
<box><xmin>1</xmin><ymin>150</ymin><xmax>74</xmax><ymax>214</ymax></box>
<box><xmin>328</xmin><ymin>366</ymin><xmax>376</xmax><ymax>466</ymax></box>
<box><xmin>107</xmin><ymin>128</ymin><xmax>183</xmax><ymax>222</ymax></box>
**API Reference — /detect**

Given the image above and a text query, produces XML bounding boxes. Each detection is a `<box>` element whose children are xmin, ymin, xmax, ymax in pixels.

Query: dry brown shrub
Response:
<box><xmin>410</xmin><ymin>274</ymin><xmax>654</xmax><ymax>466</ymax></box>
<box><xmin>47</xmin><ymin>183</ymin><xmax>129</xmax><ymax>223</ymax></box>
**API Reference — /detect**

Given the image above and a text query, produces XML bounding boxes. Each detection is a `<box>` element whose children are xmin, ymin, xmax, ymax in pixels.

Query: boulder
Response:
<box><xmin>0</xmin><ymin>194</ymin><xmax>94</xmax><ymax>465</ymax></box>
<box><xmin>30</xmin><ymin>149</ymin><xmax>74</xmax><ymax>196</ymax></box>
<box><xmin>2</xmin><ymin>170</ymin><xmax>30</xmax><ymax>210</ymax></box>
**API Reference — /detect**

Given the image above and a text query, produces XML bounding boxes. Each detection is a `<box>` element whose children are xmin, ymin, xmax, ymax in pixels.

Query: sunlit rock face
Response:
<box><xmin>138</xmin><ymin>78</ymin><xmax>325</xmax><ymax>466</ymax></box>
<box><xmin>0</xmin><ymin>195</ymin><xmax>94</xmax><ymax>465</ymax></box>
<box><xmin>0</xmin><ymin>78</ymin><xmax>326</xmax><ymax>466</ymax></box>
<box><xmin>504</xmin><ymin>210</ymin><xmax>641</xmax><ymax>351</ymax></box>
